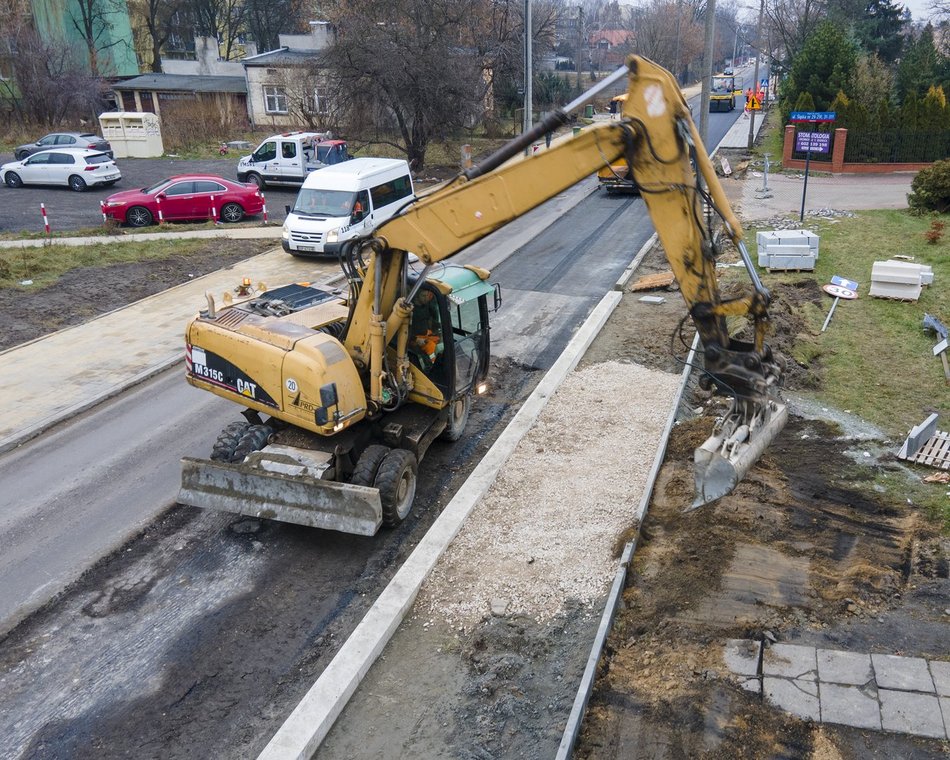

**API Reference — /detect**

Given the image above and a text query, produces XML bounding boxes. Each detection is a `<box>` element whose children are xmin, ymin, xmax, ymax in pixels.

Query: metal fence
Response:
<box><xmin>843</xmin><ymin>129</ymin><xmax>950</xmax><ymax>164</ymax></box>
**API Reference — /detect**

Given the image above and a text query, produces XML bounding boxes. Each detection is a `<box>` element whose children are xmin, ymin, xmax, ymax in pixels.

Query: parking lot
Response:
<box><xmin>0</xmin><ymin>153</ymin><xmax>300</xmax><ymax>234</ymax></box>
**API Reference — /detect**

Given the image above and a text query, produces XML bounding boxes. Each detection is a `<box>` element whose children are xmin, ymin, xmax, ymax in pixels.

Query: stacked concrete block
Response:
<box><xmin>756</xmin><ymin>229</ymin><xmax>819</xmax><ymax>271</ymax></box>
<box><xmin>869</xmin><ymin>260</ymin><xmax>933</xmax><ymax>301</ymax></box>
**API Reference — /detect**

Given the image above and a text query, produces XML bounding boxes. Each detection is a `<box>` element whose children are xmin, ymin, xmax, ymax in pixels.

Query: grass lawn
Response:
<box><xmin>741</xmin><ymin>210</ymin><xmax>950</xmax><ymax>525</ymax></box>
<box><xmin>0</xmin><ymin>237</ymin><xmax>217</xmax><ymax>289</ymax></box>
<box><xmin>747</xmin><ymin>210</ymin><xmax>948</xmax><ymax>436</ymax></box>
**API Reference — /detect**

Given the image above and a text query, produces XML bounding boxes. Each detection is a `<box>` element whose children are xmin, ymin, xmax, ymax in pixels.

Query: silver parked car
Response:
<box><xmin>1</xmin><ymin>148</ymin><xmax>121</xmax><ymax>192</ymax></box>
<box><xmin>15</xmin><ymin>132</ymin><xmax>113</xmax><ymax>161</ymax></box>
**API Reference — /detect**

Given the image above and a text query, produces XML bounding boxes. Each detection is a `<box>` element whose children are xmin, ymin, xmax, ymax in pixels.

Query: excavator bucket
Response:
<box><xmin>178</xmin><ymin>447</ymin><xmax>384</xmax><ymax>536</ymax></box>
<box><xmin>690</xmin><ymin>399</ymin><xmax>788</xmax><ymax>510</ymax></box>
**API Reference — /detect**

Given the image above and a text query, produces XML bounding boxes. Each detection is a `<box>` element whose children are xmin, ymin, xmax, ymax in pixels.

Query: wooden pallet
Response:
<box><xmin>899</xmin><ymin>429</ymin><xmax>950</xmax><ymax>470</ymax></box>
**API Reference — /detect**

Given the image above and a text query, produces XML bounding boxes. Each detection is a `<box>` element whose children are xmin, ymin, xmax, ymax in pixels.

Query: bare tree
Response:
<box><xmin>128</xmin><ymin>0</ymin><xmax>187</xmax><ymax>72</ymax></box>
<box><xmin>765</xmin><ymin>0</ymin><xmax>828</xmax><ymax>69</ymax></box>
<box><xmin>182</xmin><ymin>0</ymin><xmax>246</xmax><ymax>59</ymax></box>
<box><xmin>322</xmin><ymin>0</ymin><xmax>494</xmax><ymax>171</ymax></box>
<box><xmin>1</xmin><ymin>28</ymin><xmax>107</xmax><ymax>126</ymax></box>
<box><xmin>70</xmin><ymin>0</ymin><xmax>132</xmax><ymax>76</ymax></box>
<box><xmin>245</xmin><ymin>0</ymin><xmax>305</xmax><ymax>52</ymax></box>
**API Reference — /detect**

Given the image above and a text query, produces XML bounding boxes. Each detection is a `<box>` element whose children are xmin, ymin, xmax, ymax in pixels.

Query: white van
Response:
<box><xmin>281</xmin><ymin>158</ymin><xmax>414</xmax><ymax>256</ymax></box>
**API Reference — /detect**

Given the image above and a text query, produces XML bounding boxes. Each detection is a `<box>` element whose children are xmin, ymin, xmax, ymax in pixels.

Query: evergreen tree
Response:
<box><xmin>853</xmin><ymin>0</ymin><xmax>907</xmax><ymax>64</ymax></box>
<box><xmin>896</xmin><ymin>25</ymin><xmax>939</xmax><ymax>102</ymax></box>
<box><xmin>783</xmin><ymin>21</ymin><xmax>858</xmax><ymax>119</ymax></box>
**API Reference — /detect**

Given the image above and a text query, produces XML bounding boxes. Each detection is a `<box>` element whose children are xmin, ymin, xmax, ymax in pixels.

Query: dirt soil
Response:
<box><xmin>571</xmin><ymin>179</ymin><xmax>950</xmax><ymax>758</ymax></box>
<box><xmin>0</xmin><ymin>239</ymin><xmax>275</xmax><ymax>351</ymax></box>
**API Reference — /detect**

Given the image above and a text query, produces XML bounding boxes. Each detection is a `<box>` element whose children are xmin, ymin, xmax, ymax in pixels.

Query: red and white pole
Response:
<box><xmin>261</xmin><ymin>192</ymin><xmax>268</xmax><ymax>225</ymax></box>
<box><xmin>156</xmin><ymin>196</ymin><xmax>164</xmax><ymax>224</ymax></box>
<box><xmin>100</xmin><ymin>200</ymin><xmax>107</xmax><ymax>224</ymax></box>
<box><xmin>210</xmin><ymin>194</ymin><xmax>219</xmax><ymax>224</ymax></box>
<box><xmin>40</xmin><ymin>203</ymin><xmax>50</xmax><ymax>236</ymax></box>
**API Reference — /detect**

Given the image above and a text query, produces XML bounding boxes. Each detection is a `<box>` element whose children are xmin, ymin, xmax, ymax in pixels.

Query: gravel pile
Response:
<box><xmin>417</xmin><ymin>360</ymin><xmax>682</xmax><ymax>626</ymax></box>
<box><xmin>742</xmin><ymin>209</ymin><xmax>857</xmax><ymax>227</ymax></box>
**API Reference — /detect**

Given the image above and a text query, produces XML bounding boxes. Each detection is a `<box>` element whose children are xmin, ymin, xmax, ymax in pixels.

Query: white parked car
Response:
<box><xmin>1</xmin><ymin>148</ymin><xmax>121</xmax><ymax>192</ymax></box>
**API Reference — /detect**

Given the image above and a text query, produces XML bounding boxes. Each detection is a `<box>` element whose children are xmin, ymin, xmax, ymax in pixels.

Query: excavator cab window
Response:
<box><xmin>448</xmin><ymin>295</ymin><xmax>488</xmax><ymax>394</ymax></box>
<box><xmin>409</xmin><ymin>286</ymin><xmax>450</xmax><ymax>391</ymax></box>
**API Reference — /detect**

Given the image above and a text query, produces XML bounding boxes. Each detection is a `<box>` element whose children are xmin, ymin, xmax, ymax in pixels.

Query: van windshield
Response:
<box><xmin>293</xmin><ymin>188</ymin><xmax>357</xmax><ymax>217</ymax></box>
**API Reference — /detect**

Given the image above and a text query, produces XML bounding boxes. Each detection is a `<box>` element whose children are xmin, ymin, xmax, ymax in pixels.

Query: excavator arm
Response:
<box><xmin>343</xmin><ymin>55</ymin><xmax>786</xmax><ymax>507</ymax></box>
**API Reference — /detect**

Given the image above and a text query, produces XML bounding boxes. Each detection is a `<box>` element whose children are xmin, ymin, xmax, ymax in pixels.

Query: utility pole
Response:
<box><xmin>524</xmin><ymin>0</ymin><xmax>533</xmax><ymax>136</ymax></box>
<box><xmin>699</xmin><ymin>0</ymin><xmax>716</xmax><ymax>146</ymax></box>
<box><xmin>746</xmin><ymin>0</ymin><xmax>765</xmax><ymax>150</ymax></box>
<box><xmin>673</xmin><ymin>0</ymin><xmax>682</xmax><ymax>84</ymax></box>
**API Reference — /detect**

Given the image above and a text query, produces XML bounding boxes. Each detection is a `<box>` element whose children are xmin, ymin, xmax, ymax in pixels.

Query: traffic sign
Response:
<box><xmin>790</xmin><ymin>111</ymin><xmax>836</xmax><ymax>122</ymax></box>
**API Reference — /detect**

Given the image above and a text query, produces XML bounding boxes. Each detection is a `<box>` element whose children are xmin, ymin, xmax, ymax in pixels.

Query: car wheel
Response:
<box><xmin>69</xmin><ymin>175</ymin><xmax>87</xmax><ymax>192</ymax></box>
<box><xmin>126</xmin><ymin>206</ymin><xmax>153</xmax><ymax>227</ymax></box>
<box><xmin>221</xmin><ymin>202</ymin><xmax>244</xmax><ymax>223</ymax></box>
<box><xmin>246</xmin><ymin>173</ymin><xmax>265</xmax><ymax>190</ymax></box>
<box><xmin>14</xmin><ymin>151</ymin><xmax>28</xmax><ymax>161</ymax></box>
<box><xmin>4</xmin><ymin>172</ymin><xmax>22</xmax><ymax>189</ymax></box>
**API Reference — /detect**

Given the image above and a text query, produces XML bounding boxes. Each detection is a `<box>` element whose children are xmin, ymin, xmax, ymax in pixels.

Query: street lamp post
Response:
<box><xmin>524</xmin><ymin>0</ymin><xmax>533</xmax><ymax>137</ymax></box>
<box><xmin>746</xmin><ymin>0</ymin><xmax>764</xmax><ymax>151</ymax></box>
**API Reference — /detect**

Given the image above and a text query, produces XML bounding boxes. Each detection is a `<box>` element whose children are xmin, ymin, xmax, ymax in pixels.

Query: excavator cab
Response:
<box><xmin>407</xmin><ymin>268</ymin><xmax>495</xmax><ymax>401</ymax></box>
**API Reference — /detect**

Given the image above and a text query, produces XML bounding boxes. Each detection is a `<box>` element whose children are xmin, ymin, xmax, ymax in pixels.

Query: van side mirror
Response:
<box><xmin>285</xmin><ymin>205</ymin><xmax>291</xmax><ymax>215</ymax></box>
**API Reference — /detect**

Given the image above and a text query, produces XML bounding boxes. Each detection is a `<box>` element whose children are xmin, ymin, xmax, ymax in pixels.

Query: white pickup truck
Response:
<box><xmin>236</xmin><ymin>131</ymin><xmax>350</xmax><ymax>189</ymax></box>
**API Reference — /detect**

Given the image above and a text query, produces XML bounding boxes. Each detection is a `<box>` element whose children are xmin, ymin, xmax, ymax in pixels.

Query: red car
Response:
<box><xmin>103</xmin><ymin>174</ymin><xmax>264</xmax><ymax>227</ymax></box>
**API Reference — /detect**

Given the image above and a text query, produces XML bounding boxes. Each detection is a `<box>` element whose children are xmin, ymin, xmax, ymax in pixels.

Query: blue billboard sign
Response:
<box><xmin>795</xmin><ymin>131</ymin><xmax>831</xmax><ymax>154</ymax></box>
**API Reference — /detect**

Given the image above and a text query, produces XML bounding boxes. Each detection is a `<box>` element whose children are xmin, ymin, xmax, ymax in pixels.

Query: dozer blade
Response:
<box><xmin>179</xmin><ymin>456</ymin><xmax>383</xmax><ymax>536</ymax></box>
<box><xmin>689</xmin><ymin>400</ymin><xmax>788</xmax><ymax>510</ymax></box>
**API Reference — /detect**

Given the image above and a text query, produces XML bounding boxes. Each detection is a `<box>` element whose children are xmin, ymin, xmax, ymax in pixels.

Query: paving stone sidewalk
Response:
<box><xmin>725</xmin><ymin>640</ymin><xmax>950</xmax><ymax>739</ymax></box>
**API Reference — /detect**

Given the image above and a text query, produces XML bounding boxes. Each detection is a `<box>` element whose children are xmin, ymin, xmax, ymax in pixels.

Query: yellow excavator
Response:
<box><xmin>178</xmin><ymin>55</ymin><xmax>787</xmax><ymax>535</ymax></box>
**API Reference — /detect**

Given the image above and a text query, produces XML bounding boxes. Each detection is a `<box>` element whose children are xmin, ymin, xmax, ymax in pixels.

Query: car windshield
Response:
<box><xmin>143</xmin><ymin>178</ymin><xmax>174</xmax><ymax>194</ymax></box>
<box><xmin>292</xmin><ymin>188</ymin><xmax>356</xmax><ymax>217</ymax></box>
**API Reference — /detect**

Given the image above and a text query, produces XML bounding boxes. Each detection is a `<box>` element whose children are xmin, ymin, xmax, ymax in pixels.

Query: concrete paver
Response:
<box><xmin>723</xmin><ymin>638</ymin><xmax>761</xmax><ymax>676</ymax></box>
<box><xmin>879</xmin><ymin>689</ymin><xmax>947</xmax><ymax>738</ymax></box>
<box><xmin>819</xmin><ymin>683</ymin><xmax>882</xmax><ymax>730</ymax></box>
<box><xmin>872</xmin><ymin>653</ymin><xmax>936</xmax><ymax>693</ymax></box>
<box><xmin>763</xmin><ymin>643</ymin><xmax>818</xmax><ymax>681</ymax></box>
<box><xmin>929</xmin><ymin>660</ymin><xmax>950</xmax><ymax>697</ymax></box>
<box><xmin>817</xmin><ymin>648</ymin><xmax>874</xmax><ymax>686</ymax></box>
<box><xmin>764</xmin><ymin>677</ymin><xmax>821</xmax><ymax>721</ymax></box>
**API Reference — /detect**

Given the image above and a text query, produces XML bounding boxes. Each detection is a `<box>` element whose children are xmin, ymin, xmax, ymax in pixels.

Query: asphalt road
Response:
<box><xmin>0</xmin><ymin>154</ymin><xmax>300</xmax><ymax>234</ymax></box>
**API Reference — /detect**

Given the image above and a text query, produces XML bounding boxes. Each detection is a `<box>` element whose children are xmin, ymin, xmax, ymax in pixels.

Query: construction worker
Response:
<box><xmin>745</xmin><ymin>88</ymin><xmax>753</xmax><ymax>109</ymax></box>
<box><xmin>410</xmin><ymin>289</ymin><xmax>443</xmax><ymax>370</ymax></box>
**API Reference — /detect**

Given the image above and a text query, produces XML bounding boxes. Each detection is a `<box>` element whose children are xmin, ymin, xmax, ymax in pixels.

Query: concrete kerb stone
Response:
<box><xmin>256</xmin><ymin>290</ymin><xmax>624</xmax><ymax>760</ymax></box>
<box><xmin>0</xmin><ymin>226</ymin><xmax>283</xmax><ymax>250</ymax></box>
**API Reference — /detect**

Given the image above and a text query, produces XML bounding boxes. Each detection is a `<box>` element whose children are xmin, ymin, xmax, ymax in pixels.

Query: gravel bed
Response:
<box><xmin>417</xmin><ymin>359</ymin><xmax>682</xmax><ymax>626</ymax></box>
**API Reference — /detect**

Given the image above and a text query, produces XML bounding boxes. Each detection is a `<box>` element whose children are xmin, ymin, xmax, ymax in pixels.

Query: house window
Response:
<box><xmin>311</xmin><ymin>86</ymin><xmax>330</xmax><ymax>115</ymax></box>
<box><xmin>263</xmin><ymin>85</ymin><xmax>287</xmax><ymax>114</ymax></box>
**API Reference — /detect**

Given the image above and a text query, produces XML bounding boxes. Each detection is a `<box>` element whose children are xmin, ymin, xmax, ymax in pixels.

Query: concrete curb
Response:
<box><xmin>0</xmin><ymin>227</ymin><xmax>283</xmax><ymax>249</ymax></box>
<box><xmin>256</xmin><ymin>290</ymin><xmax>624</xmax><ymax>760</ymax></box>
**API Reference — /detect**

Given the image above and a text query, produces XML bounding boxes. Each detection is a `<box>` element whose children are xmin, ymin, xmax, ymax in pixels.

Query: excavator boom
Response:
<box><xmin>371</xmin><ymin>55</ymin><xmax>786</xmax><ymax>508</ymax></box>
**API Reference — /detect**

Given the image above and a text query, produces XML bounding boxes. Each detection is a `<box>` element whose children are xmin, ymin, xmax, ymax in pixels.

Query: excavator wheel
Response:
<box><xmin>210</xmin><ymin>421</ymin><xmax>251</xmax><ymax>462</ymax></box>
<box><xmin>439</xmin><ymin>395</ymin><xmax>471</xmax><ymax>442</ymax></box>
<box><xmin>375</xmin><ymin>449</ymin><xmax>418</xmax><ymax>528</ymax></box>
<box><xmin>350</xmin><ymin>445</ymin><xmax>391</xmax><ymax>487</ymax></box>
<box><xmin>231</xmin><ymin>424</ymin><xmax>273</xmax><ymax>463</ymax></box>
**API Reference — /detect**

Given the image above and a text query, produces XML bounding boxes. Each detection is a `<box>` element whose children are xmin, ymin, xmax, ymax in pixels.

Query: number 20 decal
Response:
<box><xmin>286</xmin><ymin>378</ymin><xmax>298</xmax><ymax>393</ymax></box>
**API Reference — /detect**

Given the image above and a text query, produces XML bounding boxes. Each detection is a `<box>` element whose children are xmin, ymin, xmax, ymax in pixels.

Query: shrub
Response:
<box><xmin>908</xmin><ymin>158</ymin><xmax>950</xmax><ymax>214</ymax></box>
<box><xmin>924</xmin><ymin>219</ymin><xmax>945</xmax><ymax>244</ymax></box>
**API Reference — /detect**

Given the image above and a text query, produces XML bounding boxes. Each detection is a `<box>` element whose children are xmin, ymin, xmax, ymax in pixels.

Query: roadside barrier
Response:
<box><xmin>99</xmin><ymin>200</ymin><xmax>107</xmax><ymax>224</ymax></box>
<box><xmin>156</xmin><ymin>196</ymin><xmax>164</xmax><ymax>224</ymax></box>
<box><xmin>40</xmin><ymin>203</ymin><xmax>50</xmax><ymax>239</ymax></box>
<box><xmin>210</xmin><ymin>194</ymin><xmax>220</xmax><ymax>225</ymax></box>
<box><xmin>261</xmin><ymin>193</ymin><xmax>268</xmax><ymax>225</ymax></box>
